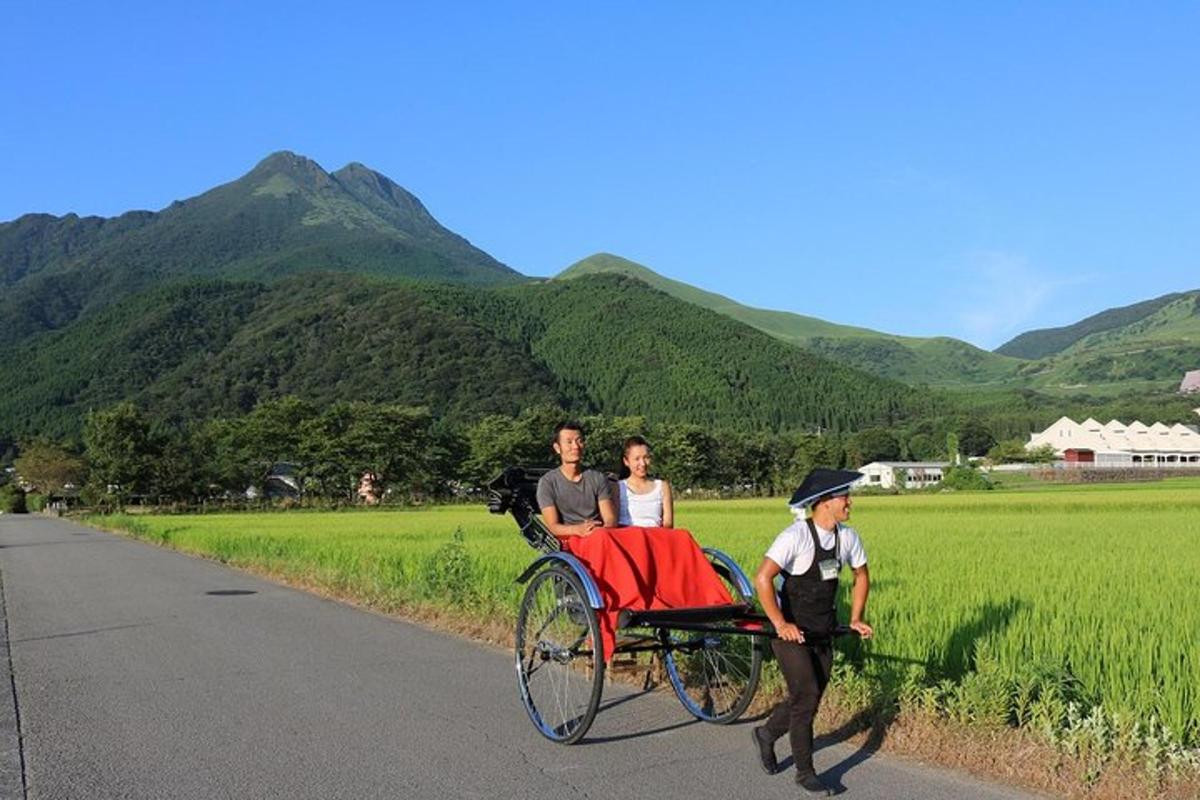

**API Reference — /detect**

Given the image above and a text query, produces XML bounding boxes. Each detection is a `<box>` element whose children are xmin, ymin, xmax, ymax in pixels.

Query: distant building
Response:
<box><xmin>246</xmin><ymin>462</ymin><xmax>302</xmax><ymax>500</ymax></box>
<box><xmin>856</xmin><ymin>462</ymin><xmax>948</xmax><ymax>490</ymax></box>
<box><xmin>1026</xmin><ymin>416</ymin><xmax>1200</xmax><ymax>467</ymax></box>
<box><xmin>1181</xmin><ymin>370</ymin><xmax>1200</xmax><ymax>394</ymax></box>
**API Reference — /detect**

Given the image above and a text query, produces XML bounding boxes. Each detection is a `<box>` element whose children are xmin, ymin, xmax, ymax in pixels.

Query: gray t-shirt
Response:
<box><xmin>536</xmin><ymin>468</ymin><xmax>613</xmax><ymax>524</ymax></box>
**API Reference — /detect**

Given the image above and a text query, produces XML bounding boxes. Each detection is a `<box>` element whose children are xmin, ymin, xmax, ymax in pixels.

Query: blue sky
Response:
<box><xmin>4</xmin><ymin>2</ymin><xmax>1197</xmax><ymax>349</ymax></box>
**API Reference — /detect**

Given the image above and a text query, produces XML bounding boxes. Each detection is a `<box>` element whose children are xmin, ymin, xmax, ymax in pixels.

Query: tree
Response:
<box><xmin>845</xmin><ymin>427</ymin><xmax>901</xmax><ymax>467</ymax></box>
<box><xmin>986</xmin><ymin>438</ymin><xmax>1030</xmax><ymax>464</ymax></box>
<box><xmin>148</xmin><ymin>424</ymin><xmax>222</xmax><ymax>504</ymax></box>
<box><xmin>713</xmin><ymin>430</ymin><xmax>775</xmax><ymax>494</ymax></box>
<box><xmin>0</xmin><ymin>485</ymin><xmax>26</xmax><ymax>513</ymax></box>
<box><xmin>907</xmin><ymin>432</ymin><xmax>939</xmax><ymax>460</ymax></box>
<box><xmin>580</xmin><ymin>414</ymin><xmax>647</xmax><ymax>476</ymax></box>
<box><xmin>1027</xmin><ymin>443</ymin><xmax>1058</xmax><ymax>464</ymax></box>
<box><xmin>957</xmin><ymin>418</ymin><xmax>997</xmax><ymax>457</ymax></box>
<box><xmin>940</xmin><ymin>464</ymin><xmax>993</xmax><ymax>491</ymax></box>
<box><xmin>653</xmin><ymin>423</ymin><xmax>717</xmax><ymax>489</ymax></box>
<box><xmin>945</xmin><ymin>432</ymin><xmax>960</xmax><ymax>466</ymax></box>
<box><xmin>463</xmin><ymin>404</ymin><xmax>566</xmax><ymax>487</ymax></box>
<box><xmin>13</xmin><ymin>440</ymin><xmax>85</xmax><ymax>494</ymax></box>
<box><xmin>83</xmin><ymin>403</ymin><xmax>156</xmax><ymax>507</ymax></box>
<box><xmin>775</xmin><ymin>432</ymin><xmax>843</xmax><ymax>494</ymax></box>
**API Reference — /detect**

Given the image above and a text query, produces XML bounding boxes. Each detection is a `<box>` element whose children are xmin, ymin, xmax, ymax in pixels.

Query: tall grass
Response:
<box><xmin>90</xmin><ymin>478</ymin><xmax>1200</xmax><ymax>755</ymax></box>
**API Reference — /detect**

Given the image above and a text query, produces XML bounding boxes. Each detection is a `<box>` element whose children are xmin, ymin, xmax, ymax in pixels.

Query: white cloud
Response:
<box><xmin>952</xmin><ymin>251</ymin><xmax>1090</xmax><ymax>349</ymax></box>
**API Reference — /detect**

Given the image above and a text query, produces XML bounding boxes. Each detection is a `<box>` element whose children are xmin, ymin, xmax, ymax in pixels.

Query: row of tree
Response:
<box><xmin>1</xmin><ymin>397</ymin><xmax>1055</xmax><ymax>509</ymax></box>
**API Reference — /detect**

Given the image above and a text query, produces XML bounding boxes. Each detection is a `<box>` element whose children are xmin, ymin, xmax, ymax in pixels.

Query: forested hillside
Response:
<box><xmin>0</xmin><ymin>273</ymin><xmax>943</xmax><ymax>443</ymax></box>
<box><xmin>558</xmin><ymin>253</ymin><xmax>1024</xmax><ymax>386</ymax></box>
<box><xmin>0</xmin><ymin>152</ymin><xmax>522</xmax><ymax>342</ymax></box>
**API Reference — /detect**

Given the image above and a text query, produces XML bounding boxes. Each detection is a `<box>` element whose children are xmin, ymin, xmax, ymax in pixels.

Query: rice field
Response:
<box><xmin>92</xmin><ymin>477</ymin><xmax>1200</xmax><ymax>747</ymax></box>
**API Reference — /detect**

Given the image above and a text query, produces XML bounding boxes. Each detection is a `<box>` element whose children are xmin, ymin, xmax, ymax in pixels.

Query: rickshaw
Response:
<box><xmin>487</xmin><ymin>466</ymin><xmax>773</xmax><ymax>744</ymax></box>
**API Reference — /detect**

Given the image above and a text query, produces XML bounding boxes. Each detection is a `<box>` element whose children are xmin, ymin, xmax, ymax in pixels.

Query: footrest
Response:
<box><xmin>618</xmin><ymin>603</ymin><xmax>753</xmax><ymax>630</ymax></box>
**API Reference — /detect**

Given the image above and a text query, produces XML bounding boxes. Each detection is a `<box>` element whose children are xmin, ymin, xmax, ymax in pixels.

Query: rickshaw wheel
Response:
<box><xmin>663</xmin><ymin>559</ymin><xmax>763</xmax><ymax>723</ymax></box>
<box><xmin>515</xmin><ymin>565</ymin><xmax>605</xmax><ymax>744</ymax></box>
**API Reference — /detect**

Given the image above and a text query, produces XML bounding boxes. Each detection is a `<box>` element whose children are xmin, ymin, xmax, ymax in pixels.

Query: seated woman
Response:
<box><xmin>616</xmin><ymin>436</ymin><xmax>674</xmax><ymax>528</ymax></box>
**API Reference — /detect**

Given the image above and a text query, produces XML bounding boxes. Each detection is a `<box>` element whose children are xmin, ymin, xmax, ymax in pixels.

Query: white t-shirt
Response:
<box><xmin>765</xmin><ymin>519</ymin><xmax>867</xmax><ymax>575</ymax></box>
<box><xmin>617</xmin><ymin>479</ymin><xmax>664</xmax><ymax>527</ymax></box>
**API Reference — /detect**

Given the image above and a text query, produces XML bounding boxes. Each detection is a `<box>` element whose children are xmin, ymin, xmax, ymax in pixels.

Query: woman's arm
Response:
<box><xmin>660</xmin><ymin>480</ymin><xmax>674</xmax><ymax>528</ymax></box>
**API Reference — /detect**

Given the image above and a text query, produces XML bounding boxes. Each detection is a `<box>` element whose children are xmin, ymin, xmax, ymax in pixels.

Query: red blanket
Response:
<box><xmin>561</xmin><ymin>526</ymin><xmax>734</xmax><ymax>662</ymax></box>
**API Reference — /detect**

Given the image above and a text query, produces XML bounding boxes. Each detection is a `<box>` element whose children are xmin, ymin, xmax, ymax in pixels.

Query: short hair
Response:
<box><xmin>552</xmin><ymin>420</ymin><xmax>585</xmax><ymax>446</ymax></box>
<box><xmin>622</xmin><ymin>435</ymin><xmax>650</xmax><ymax>456</ymax></box>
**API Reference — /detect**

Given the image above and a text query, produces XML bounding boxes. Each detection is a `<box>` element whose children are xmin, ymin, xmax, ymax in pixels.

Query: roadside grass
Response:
<box><xmin>86</xmin><ymin>479</ymin><xmax>1200</xmax><ymax>797</ymax></box>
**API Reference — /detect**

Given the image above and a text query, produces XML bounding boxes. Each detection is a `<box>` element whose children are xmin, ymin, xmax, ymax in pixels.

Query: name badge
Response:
<box><xmin>818</xmin><ymin>558</ymin><xmax>839</xmax><ymax>581</ymax></box>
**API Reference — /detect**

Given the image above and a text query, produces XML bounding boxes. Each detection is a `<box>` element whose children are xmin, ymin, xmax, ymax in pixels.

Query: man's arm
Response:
<box><xmin>598</xmin><ymin>497</ymin><xmax>617</xmax><ymax>528</ymax></box>
<box><xmin>849</xmin><ymin>564</ymin><xmax>873</xmax><ymax>638</ymax></box>
<box><xmin>542</xmin><ymin>505</ymin><xmax>601</xmax><ymax>538</ymax></box>
<box><xmin>754</xmin><ymin>557</ymin><xmax>803</xmax><ymax>643</ymax></box>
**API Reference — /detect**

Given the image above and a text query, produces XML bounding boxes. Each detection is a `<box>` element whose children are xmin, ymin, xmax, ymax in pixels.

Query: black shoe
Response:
<box><xmin>750</xmin><ymin>726</ymin><xmax>778</xmax><ymax>774</ymax></box>
<box><xmin>795</xmin><ymin>771</ymin><xmax>832</xmax><ymax>796</ymax></box>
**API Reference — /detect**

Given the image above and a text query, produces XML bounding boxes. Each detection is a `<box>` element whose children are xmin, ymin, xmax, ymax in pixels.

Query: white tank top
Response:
<box><xmin>618</xmin><ymin>479</ymin><xmax>664</xmax><ymax>527</ymax></box>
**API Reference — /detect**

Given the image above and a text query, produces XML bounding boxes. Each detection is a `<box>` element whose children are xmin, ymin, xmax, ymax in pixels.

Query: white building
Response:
<box><xmin>1181</xmin><ymin>370</ymin><xmax>1200</xmax><ymax>394</ymax></box>
<box><xmin>1026</xmin><ymin>416</ymin><xmax>1200</xmax><ymax>467</ymax></box>
<box><xmin>856</xmin><ymin>462</ymin><xmax>948</xmax><ymax>490</ymax></box>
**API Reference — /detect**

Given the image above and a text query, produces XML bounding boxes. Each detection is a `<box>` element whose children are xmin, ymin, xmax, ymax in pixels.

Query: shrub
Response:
<box><xmin>0</xmin><ymin>485</ymin><xmax>27</xmax><ymax>513</ymax></box>
<box><xmin>940</xmin><ymin>465</ymin><xmax>993</xmax><ymax>491</ymax></box>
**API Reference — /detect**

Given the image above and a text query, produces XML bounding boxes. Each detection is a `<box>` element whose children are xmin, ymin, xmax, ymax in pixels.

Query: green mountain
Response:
<box><xmin>0</xmin><ymin>273</ymin><xmax>942</xmax><ymax>441</ymax></box>
<box><xmin>1008</xmin><ymin>291</ymin><xmax>1200</xmax><ymax>394</ymax></box>
<box><xmin>996</xmin><ymin>291</ymin><xmax>1195</xmax><ymax>359</ymax></box>
<box><xmin>557</xmin><ymin>253</ymin><xmax>1026</xmax><ymax>386</ymax></box>
<box><xmin>0</xmin><ymin>151</ymin><xmax>522</xmax><ymax>342</ymax></box>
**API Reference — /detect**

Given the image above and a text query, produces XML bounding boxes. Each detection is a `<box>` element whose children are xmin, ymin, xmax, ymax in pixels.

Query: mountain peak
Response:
<box><xmin>254</xmin><ymin>150</ymin><xmax>325</xmax><ymax>173</ymax></box>
<box><xmin>243</xmin><ymin>151</ymin><xmax>337</xmax><ymax>197</ymax></box>
<box><xmin>558</xmin><ymin>252</ymin><xmax>658</xmax><ymax>281</ymax></box>
<box><xmin>331</xmin><ymin>161</ymin><xmax>430</xmax><ymax>221</ymax></box>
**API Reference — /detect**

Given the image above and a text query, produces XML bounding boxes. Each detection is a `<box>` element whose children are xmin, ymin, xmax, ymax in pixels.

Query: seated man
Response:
<box><xmin>536</xmin><ymin>420</ymin><xmax>617</xmax><ymax>538</ymax></box>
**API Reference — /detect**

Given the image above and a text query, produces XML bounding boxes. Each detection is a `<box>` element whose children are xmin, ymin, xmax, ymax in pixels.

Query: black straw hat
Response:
<box><xmin>788</xmin><ymin>468</ymin><xmax>864</xmax><ymax>509</ymax></box>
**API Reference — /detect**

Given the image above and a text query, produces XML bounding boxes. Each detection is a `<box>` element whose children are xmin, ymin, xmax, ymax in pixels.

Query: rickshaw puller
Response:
<box><xmin>752</xmin><ymin>468</ymin><xmax>874</xmax><ymax>797</ymax></box>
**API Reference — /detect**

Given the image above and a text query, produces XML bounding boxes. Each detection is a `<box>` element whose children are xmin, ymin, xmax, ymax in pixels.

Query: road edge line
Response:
<box><xmin>0</xmin><ymin>562</ymin><xmax>28</xmax><ymax>799</ymax></box>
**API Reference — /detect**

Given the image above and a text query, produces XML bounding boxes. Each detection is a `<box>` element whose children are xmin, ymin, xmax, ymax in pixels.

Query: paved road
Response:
<box><xmin>0</xmin><ymin>515</ymin><xmax>1041</xmax><ymax>800</ymax></box>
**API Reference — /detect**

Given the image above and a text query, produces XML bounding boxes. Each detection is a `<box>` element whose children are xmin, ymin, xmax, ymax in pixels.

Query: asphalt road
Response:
<box><xmin>0</xmin><ymin>515</ymin><xmax>1041</xmax><ymax>800</ymax></box>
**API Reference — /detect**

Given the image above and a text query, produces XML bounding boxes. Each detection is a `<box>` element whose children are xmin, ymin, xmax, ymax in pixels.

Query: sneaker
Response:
<box><xmin>750</xmin><ymin>726</ymin><xmax>778</xmax><ymax>774</ymax></box>
<box><xmin>794</xmin><ymin>771</ymin><xmax>832</xmax><ymax>796</ymax></box>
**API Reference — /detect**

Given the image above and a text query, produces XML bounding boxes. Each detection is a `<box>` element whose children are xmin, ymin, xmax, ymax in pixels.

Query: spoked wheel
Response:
<box><xmin>663</xmin><ymin>555</ymin><xmax>763</xmax><ymax>723</ymax></box>
<box><xmin>515</xmin><ymin>565</ymin><xmax>605</xmax><ymax>744</ymax></box>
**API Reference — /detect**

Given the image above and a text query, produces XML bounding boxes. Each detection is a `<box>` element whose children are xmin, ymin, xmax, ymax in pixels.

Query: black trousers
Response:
<box><xmin>763</xmin><ymin>639</ymin><xmax>833</xmax><ymax>776</ymax></box>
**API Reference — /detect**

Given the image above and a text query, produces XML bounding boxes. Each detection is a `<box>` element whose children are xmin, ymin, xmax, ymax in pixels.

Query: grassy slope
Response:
<box><xmin>557</xmin><ymin>253</ymin><xmax>1025</xmax><ymax>386</ymax></box>
<box><xmin>1010</xmin><ymin>293</ymin><xmax>1200</xmax><ymax>395</ymax></box>
<box><xmin>995</xmin><ymin>291</ymin><xmax>1191</xmax><ymax>359</ymax></box>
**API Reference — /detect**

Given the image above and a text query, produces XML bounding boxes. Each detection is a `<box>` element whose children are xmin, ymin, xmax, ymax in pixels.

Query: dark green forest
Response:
<box><xmin>0</xmin><ymin>272</ymin><xmax>945</xmax><ymax>441</ymax></box>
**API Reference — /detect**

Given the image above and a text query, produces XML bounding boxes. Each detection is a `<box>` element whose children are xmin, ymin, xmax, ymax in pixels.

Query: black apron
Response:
<box><xmin>779</xmin><ymin>519</ymin><xmax>840</xmax><ymax>637</ymax></box>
